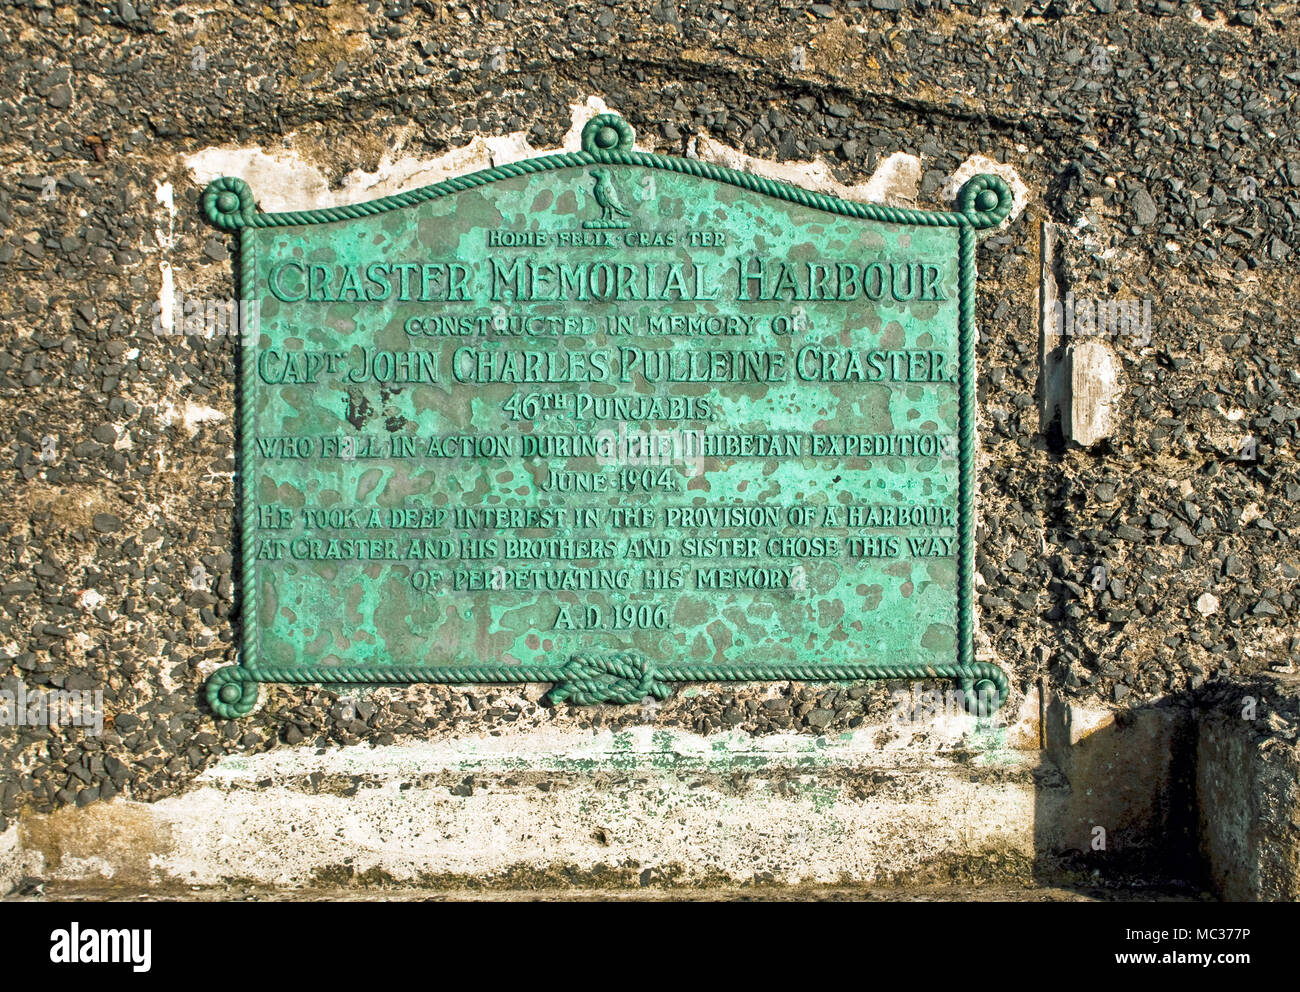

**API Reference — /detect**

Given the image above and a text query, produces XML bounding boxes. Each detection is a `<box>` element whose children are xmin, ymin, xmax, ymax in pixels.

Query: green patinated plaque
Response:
<box><xmin>201</xmin><ymin>114</ymin><xmax>1010</xmax><ymax>717</ymax></box>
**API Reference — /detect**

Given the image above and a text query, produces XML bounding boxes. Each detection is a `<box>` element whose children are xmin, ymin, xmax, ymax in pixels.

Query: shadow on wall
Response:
<box><xmin>1032</xmin><ymin>690</ymin><xmax>1202</xmax><ymax>890</ymax></box>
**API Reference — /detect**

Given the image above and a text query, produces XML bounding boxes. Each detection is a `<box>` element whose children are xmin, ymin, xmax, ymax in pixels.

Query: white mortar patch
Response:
<box><xmin>183</xmin><ymin>94</ymin><xmax>1015</xmax><ymax>220</ymax></box>
<box><xmin>184</xmin><ymin>97</ymin><xmax>624</xmax><ymax>213</ymax></box>
<box><xmin>941</xmin><ymin>154</ymin><xmax>1030</xmax><ymax>229</ymax></box>
<box><xmin>157</xmin><ymin>400</ymin><xmax>226</xmax><ymax>433</ymax></box>
<box><xmin>688</xmin><ymin>134</ymin><xmax>923</xmax><ymax>207</ymax></box>
<box><xmin>0</xmin><ymin>824</ymin><xmax>43</xmax><ymax>893</ymax></box>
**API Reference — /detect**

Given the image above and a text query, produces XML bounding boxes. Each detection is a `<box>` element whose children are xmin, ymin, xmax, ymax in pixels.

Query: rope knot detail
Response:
<box><xmin>548</xmin><ymin>653</ymin><xmax>669</xmax><ymax>706</ymax></box>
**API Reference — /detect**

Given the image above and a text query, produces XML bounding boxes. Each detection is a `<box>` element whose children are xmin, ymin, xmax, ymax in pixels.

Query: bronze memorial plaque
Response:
<box><xmin>200</xmin><ymin>114</ymin><xmax>1010</xmax><ymax>717</ymax></box>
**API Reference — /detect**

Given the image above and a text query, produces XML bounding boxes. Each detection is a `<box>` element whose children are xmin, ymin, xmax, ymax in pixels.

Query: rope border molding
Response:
<box><xmin>202</xmin><ymin>113</ymin><xmax>1013</xmax><ymax>719</ymax></box>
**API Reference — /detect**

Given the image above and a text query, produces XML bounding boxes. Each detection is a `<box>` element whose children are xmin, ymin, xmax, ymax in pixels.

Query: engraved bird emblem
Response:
<box><xmin>590</xmin><ymin>169</ymin><xmax>631</xmax><ymax>222</ymax></box>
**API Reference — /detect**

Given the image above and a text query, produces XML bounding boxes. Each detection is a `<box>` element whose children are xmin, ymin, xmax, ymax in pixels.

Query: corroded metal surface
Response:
<box><xmin>202</xmin><ymin>114</ymin><xmax>1009</xmax><ymax>715</ymax></box>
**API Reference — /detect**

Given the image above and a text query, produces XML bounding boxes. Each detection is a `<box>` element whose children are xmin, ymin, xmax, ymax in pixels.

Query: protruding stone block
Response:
<box><xmin>1064</xmin><ymin>338</ymin><xmax>1122</xmax><ymax>447</ymax></box>
<box><xmin>1039</xmin><ymin>221</ymin><xmax>1124</xmax><ymax>447</ymax></box>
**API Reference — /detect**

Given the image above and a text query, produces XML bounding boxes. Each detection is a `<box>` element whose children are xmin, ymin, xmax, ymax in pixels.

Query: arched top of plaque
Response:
<box><xmin>201</xmin><ymin>113</ymin><xmax>1013</xmax><ymax>233</ymax></box>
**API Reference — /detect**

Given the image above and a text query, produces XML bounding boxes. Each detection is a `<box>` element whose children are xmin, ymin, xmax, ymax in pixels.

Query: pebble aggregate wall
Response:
<box><xmin>1</xmin><ymin>0</ymin><xmax>1298</xmax><ymax>891</ymax></box>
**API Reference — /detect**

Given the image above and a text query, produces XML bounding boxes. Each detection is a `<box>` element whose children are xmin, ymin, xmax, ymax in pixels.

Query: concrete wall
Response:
<box><xmin>1198</xmin><ymin>674</ymin><xmax>1300</xmax><ymax>901</ymax></box>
